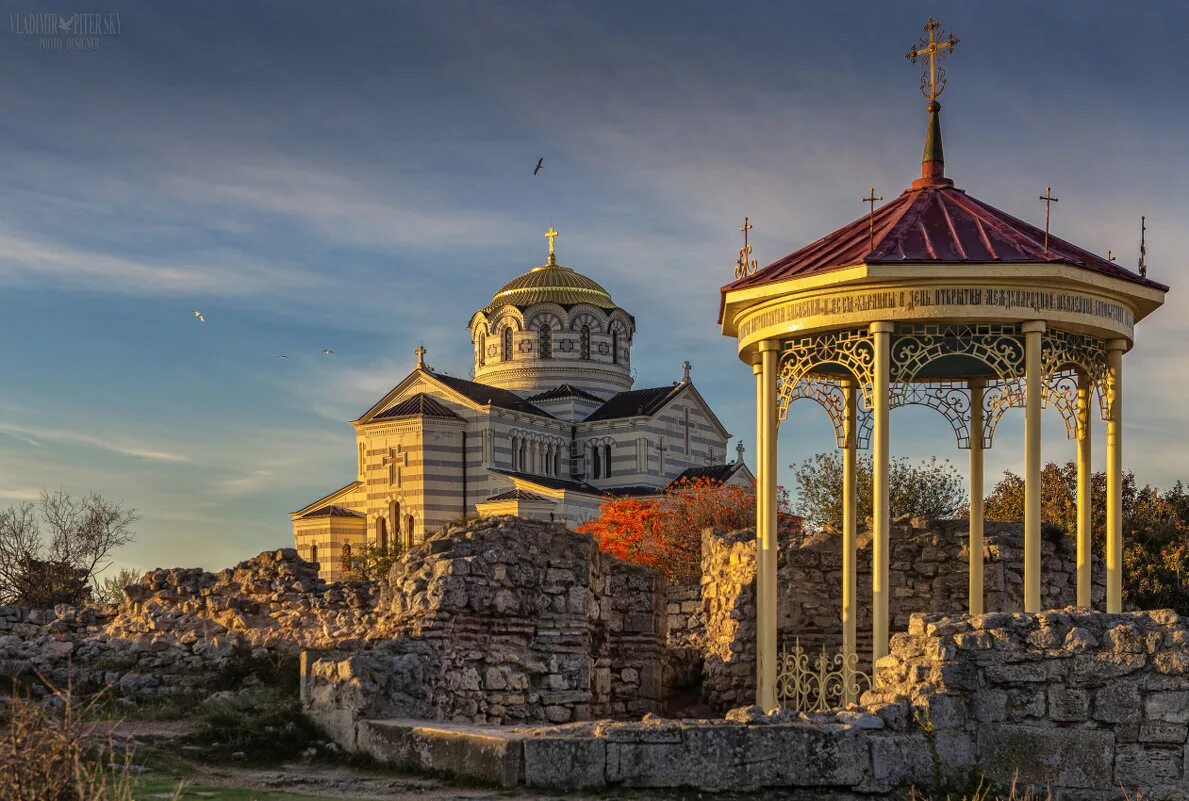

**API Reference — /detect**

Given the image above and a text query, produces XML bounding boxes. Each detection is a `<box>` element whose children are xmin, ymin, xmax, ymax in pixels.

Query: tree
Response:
<box><xmin>984</xmin><ymin>462</ymin><xmax>1189</xmax><ymax>614</ymax></box>
<box><xmin>0</xmin><ymin>491</ymin><xmax>136</xmax><ymax>607</ymax></box>
<box><xmin>577</xmin><ymin>477</ymin><xmax>799</xmax><ymax>583</ymax></box>
<box><xmin>342</xmin><ymin>542</ymin><xmax>402</xmax><ymax>582</ymax></box>
<box><xmin>791</xmin><ymin>452</ymin><xmax>967</xmax><ymax>531</ymax></box>
<box><xmin>92</xmin><ymin>567</ymin><xmax>144</xmax><ymax>605</ymax></box>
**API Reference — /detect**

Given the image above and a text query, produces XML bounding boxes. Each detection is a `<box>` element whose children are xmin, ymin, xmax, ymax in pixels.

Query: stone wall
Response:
<box><xmin>305</xmin><ymin>515</ymin><xmax>666</xmax><ymax>728</ymax></box>
<box><xmin>866</xmin><ymin>608</ymin><xmax>1189</xmax><ymax>799</ymax></box>
<box><xmin>700</xmin><ymin>518</ymin><xmax>1106</xmax><ymax>711</ymax></box>
<box><xmin>1</xmin><ymin>516</ymin><xmax>667</xmax><ymax>719</ymax></box>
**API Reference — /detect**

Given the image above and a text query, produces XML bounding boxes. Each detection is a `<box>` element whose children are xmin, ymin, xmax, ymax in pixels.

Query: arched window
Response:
<box><xmin>612</xmin><ymin>330</ymin><xmax>619</xmax><ymax>364</ymax></box>
<box><xmin>540</xmin><ymin>324</ymin><xmax>552</xmax><ymax>359</ymax></box>
<box><xmin>404</xmin><ymin>515</ymin><xmax>416</xmax><ymax>546</ymax></box>
<box><xmin>478</xmin><ymin>330</ymin><xmax>486</xmax><ymax>367</ymax></box>
<box><xmin>341</xmin><ymin>543</ymin><xmax>352</xmax><ymax>573</ymax></box>
<box><xmin>580</xmin><ymin>325</ymin><xmax>591</xmax><ymax>360</ymax></box>
<box><xmin>591</xmin><ymin>445</ymin><xmax>601</xmax><ymax>480</ymax></box>
<box><xmin>309</xmin><ymin>543</ymin><xmax>319</xmax><ymax>568</ymax></box>
<box><xmin>502</xmin><ymin>328</ymin><xmax>514</xmax><ymax>361</ymax></box>
<box><xmin>377</xmin><ymin>517</ymin><xmax>388</xmax><ymax>552</ymax></box>
<box><xmin>603</xmin><ymin>443</ymin><xmax>613</xmax><ymax>478</ymax></box>
<box><xmin>553</xmin><ymin>448</ymin><xmax>561</xmax><ymax>478</ymax></box>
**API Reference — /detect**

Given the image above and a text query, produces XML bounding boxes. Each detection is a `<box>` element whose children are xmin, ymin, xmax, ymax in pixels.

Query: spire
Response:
<box><xmin>907</xmin><ymin>17</ymin><xmax>958</xmax><ymax>189</ymax></box>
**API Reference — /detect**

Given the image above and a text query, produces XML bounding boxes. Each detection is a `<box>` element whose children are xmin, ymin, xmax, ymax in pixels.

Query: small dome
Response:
<box><xmin>484</xmin><ymin>262</ymin><xmax>616</xmax><ymax>313</ymax></box>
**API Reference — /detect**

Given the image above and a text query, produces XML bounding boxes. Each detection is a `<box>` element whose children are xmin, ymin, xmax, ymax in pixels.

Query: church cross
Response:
<box><xmin>681</xmin><ymin>408</ymin><xmax>692</xmax><ymax>455</ymax></box>
<box><xmin>906</xmin><ymin>17</ymin><xmax>959</xmax><ymax>102</ymax></box>
<box><xmin>415</xmin><ymin>344</ymin><xmax>427</xmax><ymax>369</ymax></box>
<box><xmin>545</xmin><ymin>225</ymin><xmax>558</xmax><ymax>264</ymax></box>
<box><xmin>1038</xmin><ymin>187</ymin><xmax>1059</xmax><ymax>256</ymax></box>
<box><xmin>862</xmin><ymin>187</ymin><xmax>883</xmax><ymax>251</ymax></box>
<box><xmin>682</xmin><ymin>360</ymin><xmax>692</xmax><ymax>383</ymax></box>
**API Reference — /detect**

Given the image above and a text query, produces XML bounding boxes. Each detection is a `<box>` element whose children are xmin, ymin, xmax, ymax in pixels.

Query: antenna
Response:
<box><xmin>1139</xmin><ymin>216</ymin><xmax>1147</xmax><ymax>277</ymax></box>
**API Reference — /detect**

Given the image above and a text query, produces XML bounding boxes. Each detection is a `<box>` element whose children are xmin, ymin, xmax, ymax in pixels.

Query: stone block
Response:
<box><xmin>742</xmin><ymin>724</ymin><xmax>868</xmax><ymax>787</ymax></box>
<box><xmin>1113</xmin><ymin>744</ymin><xmax>1182</xmax><ymax>789</ymax></box>
<box><xmin>1146</xmin><ymin>691</ymin><xmax>1189</xmax><ymax>725</ymax></box>
<box><xmin>358</xmin><ymin>720</ymin><xmax>523</xmax><ymax>788</ymax></box>
<box><xmin>978</xmin><ymin>724</ymin><xmax>1114</xmax><ymax>790</ymax></box>
<box><xmin>523</xmin><ymin>736</ymin><xmax>606</xmax><ymax>789</ymax></box>
<box><xmin>1138</xmin><ymin>723</ymin><xmax>1188</xmax><ymax>744</ymax></box>
<box><xmin>1048</xmin><ymin>688</ymin><xmax>1090</xmax><ymax>722</ymax></box>
<box><xmin>1094</xmin><ymin>683</ymin><xmax>1142</xmax><ymax>723</ymax></box>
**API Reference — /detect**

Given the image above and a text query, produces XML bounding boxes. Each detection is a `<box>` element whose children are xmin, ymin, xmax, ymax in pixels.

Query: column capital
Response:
<box><xmin>1106</xmin><ymin>338</ymin><xmax>1129</xmax><ymax>353</ymax></box>
<box><xmin>752</xmin><ymin>361</ymin><xmax>763</xmax><ymax>375</ymax></box>
<box><xmin>758</xmin><ymin>340</ymin><xmax>782</xmax><ymax>353</ymax></box>
<box><xmin>1021</xmin><ymin>320</ymin><xmax>1047</xmax><ymax>334</ymax></box>
<box><xmin>869</xmin><ymin>321</ymin><xmax>894</xmax><ymax>334</ymax></box>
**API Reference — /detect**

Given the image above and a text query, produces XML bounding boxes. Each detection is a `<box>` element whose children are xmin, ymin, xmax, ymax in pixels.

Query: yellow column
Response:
<box><xmin>752</xmin><ymin>359</ymin><xmax>766</xmax><ymax>703</ymax></box>
<box><xmin>758</xmin><ymin>341</ymin><xmax>780</xmax><ymax>710</ymax></box>
<box><xmin>1022</xmin><ymin>321</ymin><xmax>1045</xmax><ymax>613</ymax></box>
<box><xmin>968</xmin><ymin>378</ymin><xmax>985</xmax><ymax>616</ymax></box>
<box><xmin>1106</xmin><ymin>340</ymin><xmax>1126</xmax><ymax>613</ymax></box>
<box><xmin>1076</xmin><ymin>371</ymin><xmax>1093</xmax><ymax>608</ymax></box>
<box><xmin>870</xmin><ymin>322</ymin><xmax>892</xmax><ymax>663</ymax></box>
<box><xmin>841</xmin><ymin>378</ymin><xmax>858</xmax><ymax>698</ymax></box>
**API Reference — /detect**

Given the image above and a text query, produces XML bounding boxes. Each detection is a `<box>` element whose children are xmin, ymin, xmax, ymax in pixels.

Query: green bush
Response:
<box><xmin>184</xmin><ymin>687</ymin><xmax>318</xmax><ymax>764</ymax></box>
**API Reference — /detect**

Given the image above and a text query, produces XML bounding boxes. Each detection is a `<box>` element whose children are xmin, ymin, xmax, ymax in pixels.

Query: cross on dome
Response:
<box><xmin>415</xmin><ymin>344</ymin><xmax>427</xmax><ymax>369</ymax></box>
<box><xmin>545</xmin><ymin>225</ymin><xmax>559</xmax><ymax>265</ymax></box>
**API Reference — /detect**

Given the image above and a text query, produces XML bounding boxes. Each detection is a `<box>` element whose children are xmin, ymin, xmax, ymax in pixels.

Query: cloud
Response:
<box><xmin>0</xmin><ymin>488</ymin><xmax>42</xmax><ymax>501</ymax></box>
<box><xmin>0</xmin><ymin>422</ymin><xmax>189</xmax><ymax>464</ymax></box>
<box><xmin>0</xmin><ymin>228</ymin><xmax>315</xmax><ymax>297</ymax></box>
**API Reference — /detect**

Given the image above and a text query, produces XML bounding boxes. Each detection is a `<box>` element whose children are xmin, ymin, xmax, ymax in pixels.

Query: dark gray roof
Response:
<box><xmin>526</xmin><ymin>383</ymin><xmax>604</xmax><ymax>403</ymax></box>
<box><xmin>374</xmin><ymin>393</ymin><xmax>463</xmax><ymax>421</ymax></box>
<box><xmin>585</xmin><ymin>384</ymin><xmax>685</xmax><ymax>422</ymax></box>
<box><xmin>482</xmin><ymin>488</ymin><xmax>551</xmax><ymax>503</ymax></box>
<box><xmin>669</xmin><ymin>463</ymin><xmax>745</xmax><ymax>487</ymax></box>
<box><xmin>488</xmin><ymin>468</ymin><xmax>601</xmax><ymax>494</ymax></box>
<box><xmin>430</xmin><ymin>372</ymin><xmax>553</xmax><ymax>417</ymax></box>
<box><xmin>300</xmin><ymin>505</ymin><xmax>364</xmax><ymax>519</ymax></box>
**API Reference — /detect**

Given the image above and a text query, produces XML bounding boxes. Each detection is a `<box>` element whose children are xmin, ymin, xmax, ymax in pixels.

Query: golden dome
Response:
<box><xmin>484</xmin><ymin>261</ymin><xmax>617</xmax><ymax>313</ymax></box>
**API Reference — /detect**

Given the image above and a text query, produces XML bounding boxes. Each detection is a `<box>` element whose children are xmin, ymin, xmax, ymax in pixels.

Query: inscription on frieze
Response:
<box><xmin>739</xmin><ymin>286</ymin><xmax>1134</xmax><ymax>340</ymax></box>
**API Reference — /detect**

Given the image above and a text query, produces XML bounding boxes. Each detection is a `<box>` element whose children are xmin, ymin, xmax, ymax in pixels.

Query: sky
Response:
<box><xmin>0</xmin><ymin>1</ymin><xmax>1185</xmax><ymax>575</ymax></box>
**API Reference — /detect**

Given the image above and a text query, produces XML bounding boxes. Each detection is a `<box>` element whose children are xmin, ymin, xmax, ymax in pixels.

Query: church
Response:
<box><xmin>291</xmin><ymin>228</ymin><xmax>750</xmax><ymax>580</ymax></box>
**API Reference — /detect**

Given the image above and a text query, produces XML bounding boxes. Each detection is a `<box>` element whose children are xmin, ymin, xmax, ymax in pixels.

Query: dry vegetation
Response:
<box><xmin>0</xmin><ymin>683</ymin><xmax>182</xmax><ymax>801</ymax></box>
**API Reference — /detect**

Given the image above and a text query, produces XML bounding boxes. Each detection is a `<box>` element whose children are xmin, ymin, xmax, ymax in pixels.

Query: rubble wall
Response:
<box><xmin>700</xmin><ymin>519</ymin><xmax>1106</xmax><ymax>710</ymax></box>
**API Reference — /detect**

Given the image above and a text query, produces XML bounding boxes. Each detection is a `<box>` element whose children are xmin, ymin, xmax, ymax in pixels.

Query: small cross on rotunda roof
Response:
<box><xmin>415</xmin><ymin>344</ymin><xmax>427</xmax><ymax>369</ymax></box>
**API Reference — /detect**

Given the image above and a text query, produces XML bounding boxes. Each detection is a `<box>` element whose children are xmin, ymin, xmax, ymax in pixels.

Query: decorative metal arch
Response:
<box><xmin>778</xmin><ymin>328</ymin><xmax>876</xmax><ymax>410</ymax></box>
<box><xmin>890</xmin><ymin>381</ymin><xmax>974</xmax><ymax>448</ymax></box>
<box><xmin>779</xmin><ymin>376</ymin><xmax>873</xmax><ymax>450</ymax></box>
<box><xmin>982</xmin><ymin>377</ymin><xmax>1024</xmax><ymax>447</ymax></box>
<box><xmin>1041</xmin><ymin>328</ymin><xmax>1110</xmax><ymax>433</ymax></box>
<box><xmin>891</xmin><ymin>322</ymin><xmax>1025</xmax><ymax>384</ymax></box>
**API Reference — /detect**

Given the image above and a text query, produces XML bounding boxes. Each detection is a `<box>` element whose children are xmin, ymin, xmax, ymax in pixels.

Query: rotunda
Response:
<box><xmin>720</xmin><ymin>18</ymin><xmax>1168</xmax><ymax>710</ymax></box>
<box><xmin>469</xmin><ymin>227</ymin><xmax>636</xmax><ymax>398</ymax></box>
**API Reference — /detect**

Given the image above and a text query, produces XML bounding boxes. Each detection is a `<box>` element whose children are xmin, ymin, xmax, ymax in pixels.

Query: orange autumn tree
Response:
<box><xmin>578</xmin><ymin>477</ymin><xmax>798</xmax><ymax>583</ymax></box>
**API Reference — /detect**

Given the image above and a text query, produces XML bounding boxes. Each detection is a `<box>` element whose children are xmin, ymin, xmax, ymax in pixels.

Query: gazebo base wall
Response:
<box><xmin>699</xmin><ymin>518</ymin><xmax>1105</xmax><ymax>711</ymax></box>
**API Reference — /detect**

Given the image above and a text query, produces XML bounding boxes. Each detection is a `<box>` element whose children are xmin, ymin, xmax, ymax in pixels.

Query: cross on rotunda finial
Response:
<box><xmin>545</xmin><ymin>225</ymin><xmax>559</xmax><ymax>264</ymax></box>
<box><xmin>415</xmin><ymin>344</ymin><xmax>427</xmax><ymax>369</ymax></box>
<box><xmin>862</xmin><ymin>187</ymin><xmax>883</xmax><ymax>252</ymax></box>
<box><xmin>906</xmin><ymin>17</ymin><xmax>959</xmax><ymax>103</ymax></box>
<box><xmin>1038</xmin><ymin>187</ymin><xmax>1059</xmax><ymax>257</ymax></box>
<box><xmin>734</xmin><ymin>216</ymin><xmax>758</xmax><ymax>279</ymax></box>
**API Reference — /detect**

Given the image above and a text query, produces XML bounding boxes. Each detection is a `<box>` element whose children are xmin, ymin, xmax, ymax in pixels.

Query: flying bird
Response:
<box><xmin>533</xmin><ymin>158</ymin><xmax>544</xmax><ymax>175</ymax></box>
<box><xmin>275</xmin><ymin>354</ymin><xmax>288</xmax><ymax>359</ymax></box>
<box><xmin>193</xmin><ymin>310</ymin><xmax>205</xmax><ymax>323</ymax></box>
<box><xmin>322</xmin><ymin>348</ymin><xmax>334</xmax><ymax>356</ymax></box>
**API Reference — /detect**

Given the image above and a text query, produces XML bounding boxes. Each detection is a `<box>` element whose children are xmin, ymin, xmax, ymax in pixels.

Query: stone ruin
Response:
<box><xmin>4</xmin><ymin>513</ymin><xmax>1184</xmax><ymax>797</ymax></box>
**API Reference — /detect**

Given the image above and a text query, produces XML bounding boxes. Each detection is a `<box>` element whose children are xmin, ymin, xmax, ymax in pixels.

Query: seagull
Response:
<box><xmin>275</xmin><ymin>354</ymin><xmax>288</xmax><ymax>359</ymax></box>
<box><xmin>322</xmin><ymin>348</ymin><xmax>334</xmax><ymax>356</ymax></box>
<box><xmin>533</xmin><ymin>157</ymin><xmax>544</xmax><ymax>176</ymax></box>
<box><xmin>193</xmin><ymin>310</ymin><xmax>205</xmax><ymax>323</ymax></box>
